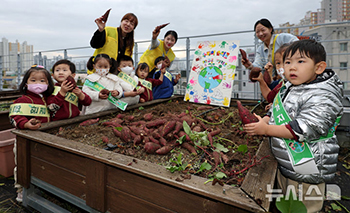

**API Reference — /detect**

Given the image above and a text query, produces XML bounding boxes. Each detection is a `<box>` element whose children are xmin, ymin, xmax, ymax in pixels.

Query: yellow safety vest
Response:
<box><xmin>139</xmin><ymin>39</ymin><xmax>175</xmax><ymax>72</ymax></box>
<box><xmin>88</xmin><ymin>27</ymin><xmax>133</xmax><ymax>74</ymax></box>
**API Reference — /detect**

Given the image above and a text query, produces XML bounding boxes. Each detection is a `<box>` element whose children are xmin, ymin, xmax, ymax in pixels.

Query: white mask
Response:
<box><xmin>95</xmin><ymin>68</ymin><xmax>109</xmax><ymax>76</ymax></box>
<box><xmin>121</xmin><ymin>66</ymin><xmax>134</xmax><ymax>75</ymax></box>
<box><xmin>277</xmin><ymin>68</ymin><xmax>285</xmax><ymax>80</ymax></box>
<box><xmin>157</xmin><ymin>63</ymin><xmax>163</xmax><ymax>70</ymax></box>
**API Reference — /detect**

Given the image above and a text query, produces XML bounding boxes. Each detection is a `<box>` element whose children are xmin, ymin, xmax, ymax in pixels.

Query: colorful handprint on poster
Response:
<box><xmin>184</xmin><ymin>40</ymin><xmax>239</xmax><ymax>107</ymax></box>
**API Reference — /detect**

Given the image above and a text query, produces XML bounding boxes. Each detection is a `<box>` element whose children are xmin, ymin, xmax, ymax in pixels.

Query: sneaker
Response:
<box><xmin>16</xmin><ymin>191</ymin><xmax>23</xmax><ymax>202</ymax></box>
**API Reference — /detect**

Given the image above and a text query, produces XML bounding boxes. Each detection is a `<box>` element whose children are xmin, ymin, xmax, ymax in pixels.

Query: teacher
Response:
<box><xmin>139</xmin><ymin>24</ymin><xmax>178</xmax><ymax>78</ymax></box>
<box><xmin>242</xmin><ymin>18</ymin><xmax>298</xmax><ymax>80</ymax></box>
<box><xmin>89</xmin><ymin>12</ymin><xmax>138</xmax><ymax>74</ymax></box>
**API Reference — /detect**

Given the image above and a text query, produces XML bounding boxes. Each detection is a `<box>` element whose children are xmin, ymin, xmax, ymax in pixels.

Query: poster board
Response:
<box><xmin>184</xmin><ymin>40</ymin><xmax>240</xmax><ymax>107</ymax></box>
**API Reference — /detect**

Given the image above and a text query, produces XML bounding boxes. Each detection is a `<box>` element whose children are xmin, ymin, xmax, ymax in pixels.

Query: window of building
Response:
<box><xmin>340</xmin><ymin>42</ymin><xmax>348</xmax><ymax>51</ymax></box>
<box><xmin>243</xmin><ymin>70</ymin><xmax>246</xmax><ymax>75</ymax></box>
<box><xmin>340</xmin><ymin>62</ymin><xmax>347</xmax><ymax>70</ymax></box>
<box><xmin>243</xmin><ymin>82</ymin><xmax>246</xmax><ymax>87</ymax></box>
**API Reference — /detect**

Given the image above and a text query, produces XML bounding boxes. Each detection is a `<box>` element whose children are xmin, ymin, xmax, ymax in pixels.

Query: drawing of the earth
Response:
<box><xmin>198</xmin><ymin>66</ymin><xmax>223</xmax><ymax>93</ymax></box>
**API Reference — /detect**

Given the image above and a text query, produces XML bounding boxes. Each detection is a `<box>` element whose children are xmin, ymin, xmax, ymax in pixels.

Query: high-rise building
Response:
<box><xmin>0</xmin><ymin>38</ymin><xmax>33</xmax><ymax>74</ymax></box>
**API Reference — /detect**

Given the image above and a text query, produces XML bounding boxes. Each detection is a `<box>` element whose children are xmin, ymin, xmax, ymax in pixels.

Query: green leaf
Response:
<box><xmin>342</xmin><ymin>195</ymin><xmax>350</xmax><ymax>200</ymax></box>
<box><xmin>197</xmin><ymin>162</ymin><xmax>212</xmax><ymax>173</ymax></box>
<box><xmin>215</xmin><ymin>143</ymin><xmax>229</xmax><ymax>153</ymax></box>
<box><xmin>215</xmin><ymin>172</ymin><xmax>227</xmax><ymax>179</ymax></box>
<box><xmin>177</xmin><ymin>153</ymin><xmax>183</xmax><ymax>165</ymax></box>
<box><xmin>276</xmin><ymin>196</ymin><xmax>307</xmax><ymax>213</ymax></box>
<box><xmin>138</xmin><ymin>106</ymin><xmax>144</xmax><ymax>110</ymax></box>
<box><xmin>237</xmin><ymin>144</ymin><xmax>248</xmax><ymax>154</ymax></box>
<box><xmin>176</xmin><ymin>135</ymin><xmax>186</xmax><ymax>145</ymax></box>
<box><xmin>115</xmin><ymin>126</ymin><xmax>122</xmax><ymax>131</ymax></box>
<box><xmin>342</xmin><ymin>164</ymin><xmax>350</xmax><ymax>170</ymax></box>
<box><xmin>330</xmin><ymin>203</ymin><xmax>342</xmax><ymax>211</ymax></box>
<box><xmin>183</xmin><ymin>121</ymin><xmax>192</xmax><ymax>135</ymax></box>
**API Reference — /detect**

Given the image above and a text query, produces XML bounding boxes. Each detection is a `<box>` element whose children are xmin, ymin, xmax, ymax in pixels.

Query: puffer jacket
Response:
<box><xmin>269</xmin><ymin>70</ymin><xmax>343</xmax><ymax>184</ymax></box>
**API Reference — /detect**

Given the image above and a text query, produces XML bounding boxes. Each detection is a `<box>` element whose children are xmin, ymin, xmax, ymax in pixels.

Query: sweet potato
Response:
<box><xmin>143</xmin><ymin>113</ymin><xmax>153</xmax><ymax>121</ymax></box>
<box><xmin>133</xmin><ymin>135</ymin><xmax>142</xmax><ymax>145</ymax></box>
<box><xmin>124</xmin><ymin>115</ymin><xmax>135</xmax><ymax>122</ymax></box>
<box><xmin>149</xmin><ymin>136</ymin><xmax>160</xmax><ymax>145</ymax></box>
<box><xmin>237</xmin><ymin>100</ymin><xmax>258</xmax><ymax>124</ymax></box>
<box><xmin>177</xmin><ymin>112</ymin><xmax>187</xmax><ymax>118</ymax></box>
<box><xmin>209</xmin><ymin>129</ymin><xmax>221</xmax><ymax>137</ymax></box>
<box><xmin>100</xmin><ymin>89</ymin><xmax>110</xmax><ymax>96</ymax></box>
<box><xmin>101</xmin><ymin>8</ymin><xmax>111</xmax><ymax>22</ymax></box>
<box><xmin>146</xmin><ymin>119</ymin><xmax>166</xmax><ymax>128</ymax></box>
<box><xmin>109</xmin><ymin>118</ymin><xmax>124</xmax><ymax>124</ymax></box>
<box><xmin>220</xmin><ymin>152</ymin><xmax>229</xmax><ymax>164</ymax></box>
<box><xmin>130</xmin><ymin>120</ymin><xmax>146</xmax><ymax>126</ymax></box>
<box><xmin>129</xmin><ymin>126</ymin><xmax>142</xmax><ymax>135</ymax></box>
<box><xmin>249</xmin><ymin>67</ymin><xmax>262</xmax><ymax>82</ymax></box>
<box><xmin>208</xmin><ymin>133</ymin><xmax>214</xmax><ymax>148</ymax></box>
<box><xmin>143</xmin><ymin>137</ymin><xmax>150</xmax><ymax>143</ymax></box>
<box><xmin>101</xmin><ymin>121</ymin><xmax>122</xmax><ymax>128</ymax></box>
<box><xmin>80</xmin><ymin>118</ymin><xmax>99</xmax><ymax>126</ymax></box>
<box><xmin>159</xmin><ymin>137</ymin><xmax>167</xmax><ymax>146</ymax></box>
<box><xmin>213</xmin><ymin>151</ymin><xmax>221</xmax><ymax>168</ymax></box>
<box><xmin>66</xmin><ymin>76</ymin><xmax>76</xmax><ymax>91</ymax></box>
<box><xmin>182</xmin><ymin>142</ymin><xmax>197</xmax><ymax>155</ymax></box>
<box><xmin>112</xmin><ymin>128</ymin><xmax>121</xmax><ymax>137</ymax></box>
<box><xmin>120</xmin><ymin>126</ymin><xmax>132</xmax><ymax>142</ymax></box>
<box><xmin>154</xmin><ymin>23</ymin><xmax>170</xmax><ymax>34</ymax></box>
<box><xmin>192</xmin><ymin>125</ymin><xmax>202</xmax><ymax>132</ymax></box>
<box><xmin>173</xmin><ymin>121</ymin><xmax>183</xmax><ymax>134</ymax></box>
<box><xmin>116</xmin><ymin>114</ymin><xmax>125</xmax><ymax>119</ymax></box>
<box><xmin>239</xmin><ymin>49</ymin><xmax>248</xmax><ymax>62</ymax></box>
<box><xmin>102</xmin><ymin>136</ymin><xmax>109</xmax><ymax>143</ymax></box>
<box><xmin>263</xmin><ymin>70</ymin><xmax>272</xmax><ymax>86</ymax></box>
<box><xmin>152</xmin><ymin>130</ymin><xmax>161</xmax><ymax>139</ymax></box>
<box><xmin>144</xmin><ymin>142</ymin><xmax>161</xmax><ymax>154</ymax></box>
<box><xmin>181</xmin><ymin>116</ymin><xmax>194</xmax><ymax>126</ymax></box>
<box><xmin>156</xmin><ymin>145</ymin><xmax>174</xmax><ymax>155</ymax></box>
<box><xmin>197</xmin><ymin>106</ymin><xmax>213</xmax><ymax>111</ymax></box>
<box><xmin>178</xmin><ymin>131</ymin><xmax>190</xmax><ymax>141</ymax></box>
<box><xmin>161</xmin><ymin>120</ymin><xmax>176</xmax><ymax>137</ymax></box>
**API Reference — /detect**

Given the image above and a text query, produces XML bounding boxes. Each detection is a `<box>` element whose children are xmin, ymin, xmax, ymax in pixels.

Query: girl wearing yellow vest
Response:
<box><xmin>89</xmin><ymin>12</ymin><xmax>138</xmax><ymax>74</ymax></box>
<box><xmin>139</xmin><ymin>24</ymin><xmax>178</xmax><ymax>78</ymax></box>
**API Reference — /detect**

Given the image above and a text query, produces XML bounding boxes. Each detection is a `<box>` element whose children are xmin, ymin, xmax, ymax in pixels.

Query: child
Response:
<box><xmin>253</xmin><ymin>44</ymin><xmax>289</xmax><ymax>105</ymax></box>
<box><xmin>9</xmin><ymin>65</ymin><xmax>55</xmax><ymax>202</ymax></box>
<box><xmin>152</xmin><ymin>56</ymin><xmax>181</xmax><ymax>100</ymax></box>
<box><xmin>116</xmin><ymin>55</ymin><xmax>144</xmax><ymax>105</ymax></box>
<box><xmin>9</xmin><ymin>65</ymin><xmax>55</xmax><ymax>130</ymax></box>
<box><xmin>244</xmin><ymin>39</ymin><xmax>343</xmax><ymax>212</ymax></box>
<box><xmin>135</xmin><ymin>62</ymin><xmax>164</xmax><ymax>103</ymax></box>
<box><xmin>148</xmin><ymin>56</ymin><xmax>167</xmax><ymax>78</ymax></box>
<box><xmin>82</xmin><ymin>54</ymin><xmax>124</xmax><ymax>115</ymax></box>
<box><xmin>50</xmin><ymin>59</ymin><xmax>92</xmax><ymax>120</ymax></box>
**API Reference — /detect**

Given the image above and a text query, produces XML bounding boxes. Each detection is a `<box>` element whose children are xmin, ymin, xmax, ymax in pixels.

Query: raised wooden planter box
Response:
<box><xmin>13</xmin><ymin>96</ymin><xmax>277</xmax><ymax>213</ymax></box>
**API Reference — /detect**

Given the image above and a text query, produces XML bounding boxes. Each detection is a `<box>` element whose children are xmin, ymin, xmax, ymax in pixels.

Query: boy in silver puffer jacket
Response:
<box><xmin>244</xmin><ymin>39</ymin><xmax>343</xmax><ymax>212</ymax></box>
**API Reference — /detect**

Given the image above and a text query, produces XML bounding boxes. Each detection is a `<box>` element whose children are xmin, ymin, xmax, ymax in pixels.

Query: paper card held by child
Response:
<box><xmin>184</xmin><ymin>40</ymin><xmax>239</xmax><ymax>107</ymax></box>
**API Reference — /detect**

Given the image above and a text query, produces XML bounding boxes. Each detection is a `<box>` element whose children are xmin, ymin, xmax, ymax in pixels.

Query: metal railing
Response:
<box><xmin>1</xmin><ymin>22</ymin><xmax>350</xmax><ymax>99</ymax></box>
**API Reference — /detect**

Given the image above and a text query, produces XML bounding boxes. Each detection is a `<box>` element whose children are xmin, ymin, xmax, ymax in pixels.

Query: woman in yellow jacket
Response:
<box><xmin>139</xmin><ymin>25</ymin><xmax>178</xmax><ymax>78</ymax></box>
<box><xmin>89</xmin><ymin>12</ymin><xmax>138</xmax><ymax>74</ymax></box>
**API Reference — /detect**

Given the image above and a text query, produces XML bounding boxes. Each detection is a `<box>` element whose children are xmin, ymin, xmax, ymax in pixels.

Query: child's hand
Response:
<box><xmin>174</xmin><ymin>74</ymin><xmax>181</xmax><ymax>83</ymax></box>
<box><xmin>241</xmin><ymin>58</ymin><xmax>252</xmax><ymax>69</ymax></box>
<box><xmin>160</xmin><ymin>68</ymin><xmax>166</xmax><ymax>74</ymax></box>
<box><xmin>264</xmin><ymin>62</ymin><xmax>273</xmax><ymax>74</ymax></box>
<box><xmin>252</xmin><ymin>72</ymin><xmax>264</xmax><ymax>83</ymax></box>
<box><xmin>139</xmin><ymin>98</ymin><xmax>145</xmax><ymax>103</ymax></box>
<box><xmin>60</xmin><ymin>80</ymin><xmax>74</xmax><ymax>96</ymax></box>
<box><xmin>136</xmin><ymin>87</ymin><xmax>145</xmax><ymax>95</ymax></box>
<box><xmin>265</xmin><ymin>103</ymin><xmax>272</xmax><ymax>111</ymax></box>
<box><xmin>72</xmin><ymin>87</ymin><xmax>82</xmax><ymax>96</ymax></box>
<box><xmin>243</xmin><ymin>114</ymin><xmax>268</xmax><ymax>136</ymax></box>
<box><xmin>99</xmin><ymin>91</ymin><xmax>109</xmax><ymax>99</ymax></box>
<box><xmin>24</xmin><ymin>118</ymin><xmax>41</xmax><ymax>130</ymax></box>
<box><xmin>111</xmin><ymin>90</ymin><xmax>119</xmax><ymax>97</ymax></box>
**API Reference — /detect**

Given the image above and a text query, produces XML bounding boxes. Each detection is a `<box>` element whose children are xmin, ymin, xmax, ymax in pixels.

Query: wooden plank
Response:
<box><xmin>106</xmin><ymin>166</ymin><xmax>246</xmax><ymax>213</ymax></box>
<box><xmin>85</xmin><ymin>159</ymin><xmax>106</xmax><ymax>212</ymax></box>
<box><xmin>17</xmin><ymin>136</ymin><xmax>30</xmax><ymax>188</ymax></box>
<box><xmin>12</xmin><ymin>129</ymin><xmax>264</xmax><ymax>212</ymax></box>
<box><xmin>30</xmin><ymin>142</ymin><xmax>87</xmax><ymax>176</ymax></box>
<box><xmin>30</xmin><ymin>156</ymin><xmax>86</xmax><ymax>199</ymax></box>
<box><xmin>0</xmin><ymin>111</ymin><xmax>12</xmax><ymax>131</ymax></box>
<box><xmin>241</xmin><ymin>139</ymin><xmax>278</xmax><ymax>211</ymax></box>
<box><xmin>106</xmin><ymin>186</ymin><xmax>176</xmax><ymax>213</ymax></box>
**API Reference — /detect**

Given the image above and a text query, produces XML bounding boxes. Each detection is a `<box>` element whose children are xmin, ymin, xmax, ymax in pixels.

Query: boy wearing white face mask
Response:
<box><xmin>116</xmin><ymin>55</ymin><xmax>144</xmax><ymax>106</ymax></box>
<box><xmin>82</xmin><ymin>54</ymin><xmax>124</xmax><ymax>115</ymax></box>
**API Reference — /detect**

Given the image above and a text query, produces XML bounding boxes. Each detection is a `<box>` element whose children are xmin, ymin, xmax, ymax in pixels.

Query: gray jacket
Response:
<box><xmin>268</xmin><ymin>70</ymin><xmax>343</xmax><ymax>184</ymax></box>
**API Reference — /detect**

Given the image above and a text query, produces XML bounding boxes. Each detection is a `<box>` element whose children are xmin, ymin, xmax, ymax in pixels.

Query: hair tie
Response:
<box><xmin>31</xmin><ymin>64</ymin><xmax>44</xmax><ymax>68</ymax></box>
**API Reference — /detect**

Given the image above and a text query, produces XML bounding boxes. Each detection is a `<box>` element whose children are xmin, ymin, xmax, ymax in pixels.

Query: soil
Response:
<box><xmin>47</xmin><ymin>99</ymin><xmax>267</xmax><ymax>186</ymax></box>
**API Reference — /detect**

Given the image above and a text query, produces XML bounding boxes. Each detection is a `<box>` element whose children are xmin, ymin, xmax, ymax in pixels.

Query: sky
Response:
<box><xmin>0</xmin><ymin>0</ymin><xmax>321</xmax><ymax>59</ymax></box>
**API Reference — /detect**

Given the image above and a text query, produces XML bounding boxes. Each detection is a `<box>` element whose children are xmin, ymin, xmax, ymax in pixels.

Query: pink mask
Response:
<box><xmin>27</xmin><ymin>84</ymin><xmax>48</xmax><ymax>94</ymax></box>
